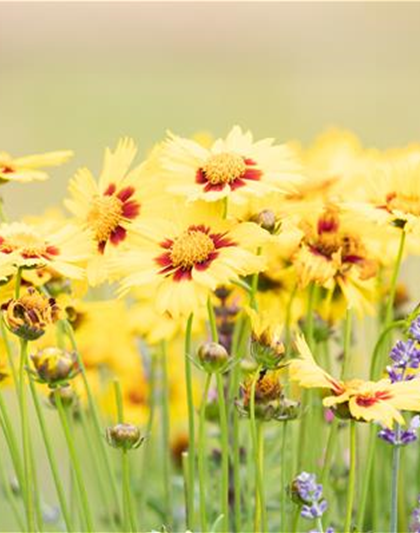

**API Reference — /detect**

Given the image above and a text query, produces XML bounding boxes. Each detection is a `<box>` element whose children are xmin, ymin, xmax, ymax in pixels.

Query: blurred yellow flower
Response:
<box><xmin>0</xmin><ymin>149</ymin><xmax>73</xmax><ymax>184</ymax></box>
<box><xmin>289</xmin><ymin>335</ymin><xmax>420</xmax><ymax>428</ymax></box>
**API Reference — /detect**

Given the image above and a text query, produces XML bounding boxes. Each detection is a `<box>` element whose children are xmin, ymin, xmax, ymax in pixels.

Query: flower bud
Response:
<box><xmin>49</xmin><ymin>385</ymin><xmax>77</xmax><ymax>408</ymax></box>
<box><xmin>106</xmin><ymin>423</ymin><xmax>144</xmax><ymax>451</ymax></box>
<box><xmin>255</xmin><ymin>209</ymin><xmax>277</xmax><ymax>233</ymax></box>
<box><xmin>197</xmin><ymin>342</ymin><xmax>229</xmax><ymax>373</ymax></box>
<box><xmin>31</xmin><ymin>347</ymin><xmax>78</xmax><ymax>386</ymax></box>
<box><xmin>2</xmin><ymin>288</ymin><xmax>61</xmax><ymax>340</ymax></box>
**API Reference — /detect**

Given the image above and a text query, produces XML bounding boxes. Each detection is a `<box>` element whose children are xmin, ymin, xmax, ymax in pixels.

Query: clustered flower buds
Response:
<box><xmin>237</xmin><ymin>370</ymin><xmax>300</xmax><ymax>422</ymax></box>
<box><xmin>31</xmin><ymin>347</ymin><xmax>79</xmax><ymax>387</ymax></box>
<box><xmin>106</xmin><ymin>423</ymin><xmax>144</xmax><ymax>451</ymax></box>
<box><xmin>2</xmin><ymin>288</ymin><xmax>61</xmax><ymax>340</ymax></box>
<box><xmin>290</xmin><ymin>471</ymin><xmax>333</xmax><ymax>531</ymax></box>
<box><xmin>197</xmin><ymin>342</ymin><xmax>229</xmax><ymax>374</ymax></box>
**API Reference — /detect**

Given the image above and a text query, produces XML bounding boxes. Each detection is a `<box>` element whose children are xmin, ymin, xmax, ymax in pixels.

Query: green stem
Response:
<box><xmin>184</xmin><ymin>313</ymin><xmax>195</xmax><ymax>530</ymax></box>
<box><xmin>216</xmin><ymin>372</ymin><xmax>230</xmax><ymax>533</ymax></box>
<box><xmin>55</xmin><ymin>391</ymin><xmax>94</xmax><ymax>532</ymax></box>
<box><xmin>0</xmin><ymin>392</ymin><xmax>24</xmax><ymax>490</ymax></box>
<box><xmin>249</xmin><ymin>366</ymin><xmax>266</xmax><ymax>532</ymax></box>
<box><xmin>316</xmin><ymin>516</ymin><xmax>324</xmax><ymax>533</ymax></box>
<box><xmin>160</xmin><ymin>341</ymin><xmax>173</xmax><ymax>529</ymax></box>
<box><xmin>0</xmin><ymin>442</ymin><xmax>25</xmax><ymax>531</ymax></box>
<box><xmin>356</xmin><ymin>424</ymin><xmax>376</xmax><ymax>530</ymax></box>
<box><xmin>18</xmin><ymin>339</ymin><xmax>36</xmax><ymax>533</ymax></box>
<box><xmin>341</xmin><ymin>307</ymin><xmax>352</xmax><ymax>380</ymax></box>
<box><xmin>64</xmin><ymin>321</ymin><xmax>121</xmax><ymax>520</ymax></box>
<box><xmin>122</xmin><ymin>450</ymin><xmax>137</xmax><ymax>533</ymax></box>
<box><xmin>305</xmin><ymin>282</ymin><xmax>317</xmax><ymax>349</ymax></box>
<box><xmin>280</xmin><ymin>421</ymin><xmax>288</xmax><ymax>532</ymax></box>
<box><xmin>369</xmin><ymin>320</ymin><xmax>405</xmax><ymax>380</ymax></box>
<box><xmin>207</xmin><ymin>296</ymin><xmax>218</xmax><ymax>342</ymax></box>
<box><xmin>14</xmin><ymin>267</ymin><xmax>23</xmax><ymax>299</ymax></box>
<box><xmin>344</xmin><ymin>421</ymin><xmax>357</xmax><ymax>533</ymax></box>
<box><xmin>390</xmin><ymin>428</ymin><xmax>401</xmax><ymax>533</ymax></box>
<box><xmin>321</xmin><ymin>418</ymin><xmax>339</xmax><ymax>485</ymax></box>
<box><xmin>198</xmin><ymin>373</ymin><xmax>212</xmax><ymax>533</ymax></box>
<box><xmin>384</xmin><ymin>229</ymin><xmax>406</xmax><ymax>327</ymax></box>
<box><xmin>29</xmin><ymin>378</ymin><xmax>73</xmax><ymax>532</ymax></box>
<box><xmin>113</xmin><ymin>379</ymin><xmax>124</xmax><ymax>423</ymax></box>
<box><xmin>250</xmin><ymin>248</ymin><xmax>262</xmax><ymax>311</ymax></box>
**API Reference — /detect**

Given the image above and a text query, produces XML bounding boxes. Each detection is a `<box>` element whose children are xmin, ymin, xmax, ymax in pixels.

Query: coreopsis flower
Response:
<box><xmin>106</xmin><ymin>423</ymin><xmax>144</xmax><ymax>451</ymax></box>
<box><xmin>0</xmin><ymin>149</ymin><xmax>73</xmax><ymax>184</ymax></box>
<box><xmin>0</xmin><ymin>222</ymin><xmax>90</xmax><ymax>281</ymax></box>
<box><xmin>247</xmin><ymin>307</ymin><xmax>285</xmax><ymax>369</ymax></box>
<box><xmin>64</xmin><ymin>138</ymin><xmax>161</xmax><ymax>284</ymax></box>
<box><xmin>289</xmin><ymin>204</ymin><xmax>379</xmax><ymax>313</ymax></box>
<box><xmin>2</xmin><ymin>288</ymin><xmax>61</xmax><ymax>340</ymax></box>
<box><xmin>289</xmin><ymin>335</ymin><xmax>420</xmax><ymax>428</ymax></box>
<box><xmin>30</xmin><ymin>347</ymin><xmax>78</xmax><ymax>387</ymax></box>
<box><xmin>112</xmin><ymin>203</ymin><xmax>267</xmax><ymax>318</ymax></box>
<box><xmin>158</xmin><ymin>126</ymin><xmax>302</xmax><ymax>203</ymax></box>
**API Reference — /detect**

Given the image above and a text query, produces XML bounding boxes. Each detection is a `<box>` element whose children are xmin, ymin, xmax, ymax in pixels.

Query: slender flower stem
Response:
<box><xmin>18</xmin><ymin>339</ymin><xmax>36</xmax><ymax>533</ymax></box>
<box><xmin>356</xmin><ymin>424</ymin><xmax>376</xmax><ymax>530</ymax></box>
<box><xmin>184</xmin><ymin>313</ymin><xmax>195</xmax><ymax>530</ymax></box>
<box><xmin>0</xmin><ymin>392</ymin><xmax>24</xmax><ymax>489</ymax></box>
<box><xmin>207</xmin><ymin>296</ymin><xmax>218</xmax><ymax>342</ymax></box>
<box><xmin>390</xmin><ymin>428</ymin><xmax>401</xmax><ymax>533</ymax></box>
<box><xmin>63</xmin><ymin>321</ymin><xmax>121</xmax><ymax>519</ymax></box>
<box><xmin>55</xmin><ymin>391</ymin><xmax>94</xmax><ymax>532</ymax></box>
<box><xmin>0</xmin><ymin>436</ymin><xmax>25</xmax><ymax>530</ymax></box>
<box><xmin>28</xmin><ymin>377</ymin><xmax>73</xmax><ymax>532</ymax></box>
<box><xmin>250</xmin><ymin>248</ymin><xmax>262</xmax><ymax>311</ymax></box>
<box><xmin>14</xmin><ymin>267</ymin><xmax>22</xmax><ymax>299</ymax></box>
<box><xmin>369</xmin><ymin>320</ymin><xmax>405</xmax><ymax>380</ymax></box>
<box><xmin>280</xmin><ymin>421</ymin><xmax>288</xmax><ymax>532</ymax></box>
<box><xmin>216</xmin><ymin>372</ymin><xmax>230</xmax><ymax>533</ymax></box>
<box><xmin>198</xmin><ymin>372</ymin><xmax>212</xmax><ymax>533</ymax></box>
<box><xmin>344</xmin><ymin>420</ymin><xmax>357</xmax><ymax>533</ymax></box>
<box><xmin>341</xmin><ymin>307</ymin><xmax>352</xmax><ymax>380</ymax></box>
<box><xmin>160</xmin><ymin>341</ymin><xmax>173</xmax><ymax>529</ymax></box>
<box><xmin>249</xmin><ymin>365</ymin><xmax>267</xmax><ymax>532</ymax></box>
<box><xmin>320</xmin><ymin>418</ymin><xmax>339</xmax><ymax>485</ymax></box>
<box><xmin>316</xmin><ymin>517</ymin><xmax>324</xmax><ymax>533</ymax></box>
<box><xmin>384</xmin><ymin>229</ymin><xmax>406</xmax><ymax>327</ymax></box>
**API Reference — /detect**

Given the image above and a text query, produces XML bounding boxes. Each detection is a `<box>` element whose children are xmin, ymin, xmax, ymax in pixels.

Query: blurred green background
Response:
<box><xmin>1</xmin><ymin>2</ymin><xmax>420</xmax><ymax>218</ymax></box>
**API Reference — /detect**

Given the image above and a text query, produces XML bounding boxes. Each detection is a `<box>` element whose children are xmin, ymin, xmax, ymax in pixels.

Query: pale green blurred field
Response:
<box><xmin>1</xmin><ymin>2</ymin><xmax>420</xmax><ymax>530</ymax></box>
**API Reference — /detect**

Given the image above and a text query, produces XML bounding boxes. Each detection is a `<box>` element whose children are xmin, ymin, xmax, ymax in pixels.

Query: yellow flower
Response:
<box><xmin>247</xmin><ymin>307</ymin><xmax>285</xmax><ymax>368</ymax></box>
<box><xmin>158</xmin><ymin>126</ymin><xmax>302</xmax><ymax>203</ymax></box>
<box><xmin>0</xmin><ymin>222</ymin><xmax>90</xmax><ymax>281</ymax></box>
<box><xmin>112</xmin><ymin>202</ymin><xmax>267</xmax><ymax>318</ymax></box>
<box><xmin>65</xmin><ymin>138</ymin><xmax>162</xmax><ymax>285</ymax></box>
<box><xmin>288</xmin><ymin>204</ymin><xmax>379</xmax><ymax>314</ymax></box>
<box><xmin>0</xmin><ymin>149</ymin><xmax>73</xmax><ymax>184</ymax></box>
<box><xmin>289</xmin><ymin>335</ymin><xmax>420</xmax><ymax>428</ymax></box>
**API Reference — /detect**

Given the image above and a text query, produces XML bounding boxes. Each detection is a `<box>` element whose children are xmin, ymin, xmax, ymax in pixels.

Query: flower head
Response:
<box><xmin>289</xmin><ymin>335</ymin><xmax>420</xmax><ymax>428</ymax></box>
<box><xmin>378</xmin><ymin>415</ymin><xmax>420</xmax><ymax>446</ymax></box>
<box><xmin>387</xmin><ymin>339</ymin><xmax>420</xmax><ymax>382</ymax></box>
<box><xmin>247</xmin><ymin>307</ymin><xmax>285</xmax><ymax>369</ymax></box>
<box><xmin>409</xmin><ymin>316</ymin><xmax>420</xmax><ymax>342</ymax></box>
<box><xmin>197</xmin><ymin>342</ymin><xmax>229</xmax><ymax>373</ymax></box>
<box><xmin>31</xmin><ymin>347</ymin><xmax>79</xmax><ymax>386</ymax></box>
<box><xmin>112</xmin><ymin>202</ymin><xmax>267</xmax><ymax>318</ymax></box>
<box><xmin>0</xmin><ymin>149</ymin><xmax>72</xmax><ymax>184</ymax></box>
<box><xmin>106</xmin><ymin>423</ymin><xmax>144</xmax><ymax>451</ymax></box>
<box><xmin>290</xmin><ymin>472</ymin><xmax>328</xmax><ymax>521</ymax></box>
<box><xmin>2</xmin><ymin>288</ymin><xmax>61</xmax><ymax>340</ymax></box>
<box><xmin>158</xmin><ymin>126</ymin><xmax>303</xmax><ymax>203</ymax></box>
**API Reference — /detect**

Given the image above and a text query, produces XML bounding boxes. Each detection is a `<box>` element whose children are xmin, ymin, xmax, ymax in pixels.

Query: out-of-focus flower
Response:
<box><xmin>106</xmin><ymin>423</ymin><xmax>144</xmax><ymax>451</ymax></box>
<box><xmin>112</xmin><ymin>202</ymin><xmax>267</xmax><ymax>318</ymax></box>
<box><xmin>378</xmin><ymin>415</ymin><xmax>420</xmax><ymax>446</ymax></box>
<box><xmin>409</xmin><ymin>316</ymin><xmax>420</xmax><ymax>342</ymax></box>
<box><xmin>0</xmin><ymin>222</ymin><xmax>90</xmax><ymax>281</ymax></box>
<box><xmin>247</xmin><ymin>307</ymin><xmax>285</xmax><ymax>369</ymax></box>
<box><xmin>289</xmin><ymin>335</ymin><xmax>420</xmax><ymax>428</ymax></box>
<box><xmin>387</xmin><ymin>339</ymin><xmax>420</xmax><ymax>382</ymax></box>
<box><xmin>2</xmin><ymin>288</ymin><xmax>61</xmax><ymax>340</ymax></box>
<box><xmin>65</xmin><ymin>138</ymin><xmax>162</xmax><ymax>285</ymax></box>
<box><xmin>158</xmin><ymin>126</ymin><xmax>303</xmax><ymax>203</ymax></box>
<box><xmin>290</xmin><ymin>472</ymin><xmax>328</xmax><ymax>521</ymax></box>
<box><xmin>410</xmin><ymin>495</ymin><xmax>420</xmax><ymax>533</ymax></box>
<box><xmin>0</xmin><ymin>149</ymin><xmax>73</xmax><ymax>184</ymax></box>
<box><xmin>30</xmin><ymin>347</ymin><xmax>78</xmax><ymax>387</ymax></box>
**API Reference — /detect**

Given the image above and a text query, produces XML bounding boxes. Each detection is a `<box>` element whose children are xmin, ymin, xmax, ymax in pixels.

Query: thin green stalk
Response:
<box><xmin>316</xmin><ymin>517</ymin><xmax>324</xmax><ymax>533</ymax></box>
<box><xmin>356</xmin><ymin>424</ymin><xmax>376</xmax><ymax>530</ymax></box>
<box><xmin>249</xmin><ymin>366</ymin><xmax>266</xmax><ymax>532</ymax></box>
<box><xmin>122</xmin><ymin>451</ymin><xmax>137</xmax><ymax>533</ymax></box>
<box><xmin>390</xmin><ymin>427</ymin><xmax>401</xmax><ymax>533</ymax></box>
<box><xmin>64</xmin><ymin>321</ymin><xmax>121</xmax><ymax>518</ymax></box>
<box><xmin>344</xmin><ymin>421</ymin><xmax>357</xmax><ymax>533</ymax></box>
<box><xmin>384</xmin><ymin>230</ymin><xmax>406</xmax><ymax>327</ymax></box>
<box><xmin>280</xmin><ymin>421</ymin><xmax>288</xmax><ymax>532</ymax></box>
<box><xmin>55</xmin><ymin>391</ymin><xmax>94</xmax><ymax>532</ymax></box>
<box><xmin>250</xmin><ymin>248</ymin><xmax>262</xmax><ymax>311</ymax></box>
<box><xmin>341</xmin><ymin>307</ymin><xmax>352</xmax><ymax>380</ymax></box>
<box><xmin>292</xmin><ymin>506</ymin><xmax>300</xmax><ymax>533</ymax></box>
<box><xmin>0</xmin><ymin>392</ymin><xmax>24</xmax><ymax>488</ymax></box>
<box><xmin>160</xmin><ymin>341</ymin><xmax>173</xmax><ymax>529</ymax></box>
<box><xmin>305</xmin><ymin>283</ymin><xmax>317</xmax><ymax>349</ymax></box>
<box><xmin>320</xmin><ymin>418</ymin><xmax>339</xmax><ymax>485</ymax></box>
<box><xmin>184</xmin><ymin>313</ymin><xmax>195</xmax><ymax>530</ymax></box>
<box><xmin>29</xmin><ymin>433</ymin><xmax>44</xmax><ymax>532</ymax></box>
<box><xmin>198</xmin><ymin>372</ymin><xmax>212</xmax><ymax>533</ymax></box>
<box><xmin>0</xmin><ymin>443</ymin><xmax>25</xmax><ymax>531</ymax></box>
<box><xmin>216</xmin><ymin>372</ymin><xmax>230</xmax><ymax>533</ymax></box>
<box><xmin>181</xmin><ymin>451</ymin><xmax>190</xmax><ymax>526</ymax></box>
<box><xmin>14</xmin><ymin>267</ymin><xmax>23</xmax><ymax>299</ymax></box>
<box><xmin>369</xmin><ymin>320</ymin><xmax>405</xmax><ymax>380</ymax></box>
<box><xmin>207</xmin><ymin>296</ymin><xmax>218</xmax><ymax>342</ymax></box>
<box><xmin>18</xmin><ymin>339</ymin><xmax>36</xmax><ymax>533</ymax></box>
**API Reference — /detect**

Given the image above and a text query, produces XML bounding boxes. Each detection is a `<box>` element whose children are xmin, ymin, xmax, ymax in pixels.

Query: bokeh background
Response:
<box><xmin>2</xmin><ymin>2</ymin><xmax>420</xmax><ymax>217</ymax></box>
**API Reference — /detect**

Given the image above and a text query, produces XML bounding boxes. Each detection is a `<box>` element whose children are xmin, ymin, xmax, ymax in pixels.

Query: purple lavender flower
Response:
<box><xmin>409</xmin><ymin>316</ymin><xmax>420</xmax><ymax>343</ymax></box>
<box><xmin>310</xmin><ymin>529</ymin><xmax>334</xmax><ymax>533</ymax></box>
<box><xmin>292</xmin><ymin>471</ymin><xmax>328</xmax><ymax>523</ymax></box>
<box><xmin>410</xmin><ymin>495</ymin><xmax>420</xmax><ymax>533</ymax></box>
<box><xmin>378</xmin><ymin>415</ymin><xmax>420</xmax><ymax>446</ymax></box>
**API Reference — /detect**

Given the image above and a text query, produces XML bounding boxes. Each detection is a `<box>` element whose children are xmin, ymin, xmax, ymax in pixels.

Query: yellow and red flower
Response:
<box><xmin>0</xmin><ymin>149</ymin><xmax>73</xmax><ymax>184</ymax></box>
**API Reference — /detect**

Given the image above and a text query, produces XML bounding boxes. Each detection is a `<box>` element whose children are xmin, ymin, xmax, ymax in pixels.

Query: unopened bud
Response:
<box><xmin>106</xmin><ymin>423</ymin><xmax>144</xmax><ymax>451</ymax></box>
<box><xmin>197</xmin><ymin>342</ymin><xmax>229</xmax><ymax>373</ymax></box>
<box><xmin>31</xmin><ymin>347</ymin><xmax>78</xmax><ymax>386</ymax></box>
